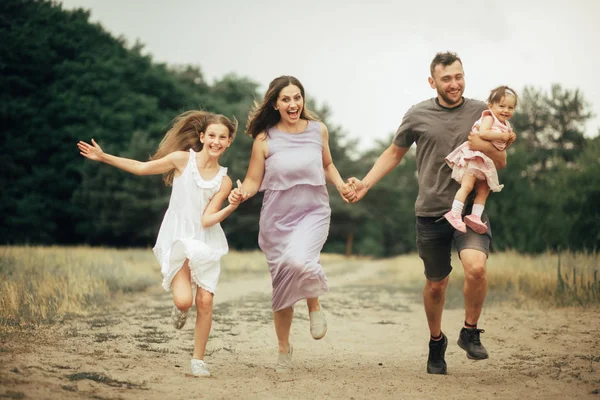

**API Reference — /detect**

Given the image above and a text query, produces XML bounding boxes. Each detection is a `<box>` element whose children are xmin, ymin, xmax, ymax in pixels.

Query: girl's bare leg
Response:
<box><xmin>193</xmin><ymin>288</ymin><xmax>214</xmax><ymax>360</ymax></box>
<box><xmin>171</xmin><ymin>260</ymin><xmax>193</xmax><ymax>311</ymax></box>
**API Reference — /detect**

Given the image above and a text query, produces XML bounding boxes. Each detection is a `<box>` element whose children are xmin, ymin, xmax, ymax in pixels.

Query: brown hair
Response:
<box><xmin>152</xmin><ymin>110</ymin><xmax>237</xmax><ymax>185</ymax></box>
<box><xmin>430</xmin><ymin>51</ymin><xmax>463</xmax><ymax>77</ymax></box>
<box><xmin>245</xmin><ymin>75</ymin><xmax>319</xmax><ymax>138</ymax></box>
<box><xmin>487</xmin><ymin>85</ymin><xmax>518</xmax><ymax>106</ymax></box>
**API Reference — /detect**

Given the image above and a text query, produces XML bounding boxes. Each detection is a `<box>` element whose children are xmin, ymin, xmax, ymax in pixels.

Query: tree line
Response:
<box><xmin>1</xmin><ymin>0</ymin><xmax>598</xmax><ymax>255</ymax></box>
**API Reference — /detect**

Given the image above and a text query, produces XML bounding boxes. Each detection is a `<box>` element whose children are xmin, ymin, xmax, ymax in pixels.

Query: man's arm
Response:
<box><xmin>363</xmin><ymin>144</ymin><xmax>409</xmax><ymax>189</ymax></box>
<box><xmin>468</xmin><ymin>133</ymin><xmax>507</xmax><ymax>170</ymax></box>
<box><xmin>347</xmin><ymin>144</ymin><xmax>409</xmax><ymax>203</ymax></box>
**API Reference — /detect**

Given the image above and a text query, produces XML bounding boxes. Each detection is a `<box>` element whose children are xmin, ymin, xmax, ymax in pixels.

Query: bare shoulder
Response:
<box><xmin>318</xmin><ymin>121</ymin><xmax>329</xmax><ymax>139</ymax></box>
<box><xmin>220</xmin><ymin>174</ymin><xmax>233</xmax><ymax>191</ymax></box>
<box><xmin>168</xmin><ymin>150</ymin><xmax>190</xmax><ymax>169</ymax></box>
<box><xmin>317</xmin><ymin>121</ymin><xmax>328</xmax><ymax>133</ymax></box>
<box><xmin>253</xmin><ymin>132</ymin><xmax>268</xmax><ymax>155</ymax></box>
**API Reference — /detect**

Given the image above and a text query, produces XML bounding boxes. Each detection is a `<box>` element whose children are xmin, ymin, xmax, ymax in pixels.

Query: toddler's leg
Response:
<box><xmin>465</xmin><ymin>180</ymin><xmax>489</xmax><ymax>234</ymax></box>
<box><xmin>455</xmin><ymin>174</ymin><xmax>477</xmax><ymax>204</ymax></box>
<box><xmin>445</xmin><ymin>174</ymin><xmax>477</xmax><ymax>233</ymax></box>
<box><xmin>473</xmin><ymin>179</ymin><xmax>490</xmax><ymax>208</ymax></box>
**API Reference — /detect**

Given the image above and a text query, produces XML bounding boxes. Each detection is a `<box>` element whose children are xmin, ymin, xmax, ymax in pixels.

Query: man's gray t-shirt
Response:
<box><xmin>393</xmin><ymin>97</ymin><xmax>487</xmax><ymax>217</ymax></box>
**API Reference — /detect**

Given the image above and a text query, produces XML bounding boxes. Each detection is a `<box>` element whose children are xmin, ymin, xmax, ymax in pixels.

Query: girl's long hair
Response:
<box><xmin>246</xmin><ymin>76</ymin><xmax>319</xmax><ymax>138</ymax></box>
<box><xmin>152</xmin><ymin>110</ymin><xmax>237</xmax><ymax>185</ymax></box>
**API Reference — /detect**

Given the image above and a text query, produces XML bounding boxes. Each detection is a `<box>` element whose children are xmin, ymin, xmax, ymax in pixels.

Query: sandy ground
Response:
<box><xmin>1</xmin><ymin>258</ymin><xmax>599</xmax><ymax>400</ymax></box>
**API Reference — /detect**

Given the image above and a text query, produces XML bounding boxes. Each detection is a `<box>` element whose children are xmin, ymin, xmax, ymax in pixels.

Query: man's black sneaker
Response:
<box><xmin>457</xmin><ymin>327</ymin><xmax>489</xmax><ymax>360</ymax></box>
<box><xmin>427</xmin><ymin>333</ymin><xmax>448</xmax><ymax>374</ymax></box>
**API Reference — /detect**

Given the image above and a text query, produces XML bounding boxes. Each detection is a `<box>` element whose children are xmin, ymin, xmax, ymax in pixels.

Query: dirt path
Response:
<box><xmin>1</xmin><ymin>259</ymin><xmax>599</xmax><ymax>399</ymax></box>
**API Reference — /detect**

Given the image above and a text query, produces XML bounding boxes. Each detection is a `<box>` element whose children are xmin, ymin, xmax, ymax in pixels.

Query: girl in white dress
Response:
<box><xmin>77</xmin><ymin>110</ymin><xmax>239</xmax><ymax>377</ymax></box>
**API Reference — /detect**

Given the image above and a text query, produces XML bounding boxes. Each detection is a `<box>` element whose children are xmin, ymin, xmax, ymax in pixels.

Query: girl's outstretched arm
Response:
<box><xmin>201</xmin><ymin>175</ymin><xmax>238</xmax><ymax>228</ymax></box>
<box><xmin>77</xmin><ymin>139</ymin><xmax>187</xmax><ymax>176</ymax></box>
<box><xmin>236</xmin><ymin>134</ymin><xmax>267</xmax><ymax>201</ymax></box>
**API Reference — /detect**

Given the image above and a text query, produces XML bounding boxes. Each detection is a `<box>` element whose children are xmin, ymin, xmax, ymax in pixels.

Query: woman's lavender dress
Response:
<box><xmin>259</xmin><ymin>120</ymin><xmax>330</xmax><ymax>311</ymax></box>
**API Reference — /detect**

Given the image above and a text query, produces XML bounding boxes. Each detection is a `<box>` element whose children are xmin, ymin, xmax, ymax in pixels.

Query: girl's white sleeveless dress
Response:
<box><xmin>153</xmin><ymin>149</ymin><xmax>229</xmax><ymax>294</ymax></box>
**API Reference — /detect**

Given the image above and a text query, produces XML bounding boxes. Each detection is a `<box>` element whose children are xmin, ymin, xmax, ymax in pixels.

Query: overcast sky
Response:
<box><xmin>60</xmin><ymin>0</ymin><xmax>600</xmax><ymax>149</ymax></box>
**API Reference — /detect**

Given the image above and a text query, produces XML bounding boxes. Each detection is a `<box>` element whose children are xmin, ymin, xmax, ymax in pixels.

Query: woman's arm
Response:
<box><xmin>77</xmin><ymin>139</ymin><xmax>187</xmax><ymax>175</ymax></box>
<box><xmin>237</xmin><ymin>134</ymin><xmax>267</xmax><ymax>200</ymax></box>
<box><xmin>201</xmin><ymin>175</ymin><xmax>238</xmax><ymax>228</ymax></box>
<box><xmin>320</xmin><ymin>123</ymin><xmax>351</xmax><ymax>202</ymax></box>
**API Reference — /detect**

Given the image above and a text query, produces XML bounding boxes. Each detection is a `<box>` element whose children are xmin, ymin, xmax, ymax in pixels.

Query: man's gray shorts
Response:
<box><xmin>415</xmin><ymin>212</ymin><xmax>492</xmax><ymax>282</ymax></box>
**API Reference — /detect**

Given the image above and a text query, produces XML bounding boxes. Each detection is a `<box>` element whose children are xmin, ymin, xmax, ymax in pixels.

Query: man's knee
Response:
<box><xmin>425</xmin><ymin>278</ymin><xmax>448</xmax><ymax>299</ymax></box>
<box><xmin>461</xmin><ymin>251</ymin><xmax>487</xmax><ymax>282</ymax></box>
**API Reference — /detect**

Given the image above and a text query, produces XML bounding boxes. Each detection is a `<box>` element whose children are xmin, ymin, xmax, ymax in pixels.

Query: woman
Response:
<box><xmin>230</xmin><ymin>76</ymin><xmax>353</xmax><ymax>373</ymax></box>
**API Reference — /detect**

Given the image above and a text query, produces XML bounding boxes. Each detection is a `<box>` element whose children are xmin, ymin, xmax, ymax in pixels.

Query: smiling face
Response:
<box><xmin>428</xmin><ymin>60</ymin><xmax>465</xmax><ymax>108</ymax></box>
<box><xmin>489</xmin><ymin>95</ymin><xmax>517</xmax><ymax>124</ymax></box>
<box><xmin>274</xmin><ymin>84</ymin><xmax>304</xmax><ymax>124</ymax></box>
<box><xmin>200</xmin><ymin>123</ymin><xmax>232</xmax><ymax>157</ymax></box>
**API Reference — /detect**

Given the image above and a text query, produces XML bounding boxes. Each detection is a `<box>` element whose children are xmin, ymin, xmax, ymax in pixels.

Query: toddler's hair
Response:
<box><xmin>487</xmin><ymin>86</ymin><xmax>518</xmax><ymax>106</ymax></box>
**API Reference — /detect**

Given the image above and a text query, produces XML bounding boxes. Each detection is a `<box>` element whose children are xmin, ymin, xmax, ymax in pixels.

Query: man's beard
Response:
<box><xmin>438</xmin><ymin>89</ymin><xmax>463</xmax><ymax>107</ymax></box>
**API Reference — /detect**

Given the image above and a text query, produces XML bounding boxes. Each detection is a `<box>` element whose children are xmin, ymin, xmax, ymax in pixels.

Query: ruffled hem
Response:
<box><xmin>189</xmin><ymin>149</ymin><xmax>227</xmax><ymax>189</ymax></box>
<box><xmin>160</xmin><ymin>238</ymin><xmax>226</xmax><ymax>294</ymax></box>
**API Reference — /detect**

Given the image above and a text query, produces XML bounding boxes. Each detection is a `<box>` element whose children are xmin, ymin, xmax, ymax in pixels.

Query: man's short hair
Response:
<box><xmin>430</xmin><ymin>52</ymin><xmax>463</xmax><ymax>77</ymax></box>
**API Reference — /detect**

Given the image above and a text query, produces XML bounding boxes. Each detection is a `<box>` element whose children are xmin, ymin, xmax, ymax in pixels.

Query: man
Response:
<box><xmin>347</xmin><ymin>52</ymin><xmax>515</xmax><ymax>374</ymax></box>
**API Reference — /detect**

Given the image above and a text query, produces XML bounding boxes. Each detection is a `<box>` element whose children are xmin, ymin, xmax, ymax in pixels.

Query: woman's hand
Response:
<box><xmin>228</xmin><ymin>180</ymin><xmax>248</xmax><ymax>206</ymax></box>
<box><xmin>337</xmin><ymin>182</ymin><xmax>355</xmax><ymax>204</ymax></box>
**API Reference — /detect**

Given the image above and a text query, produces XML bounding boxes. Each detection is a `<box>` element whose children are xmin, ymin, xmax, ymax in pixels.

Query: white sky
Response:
<box><xmin>60</xmin><ymin>0</ymin><xmax>600</xmax><ymax>149</ymax></box>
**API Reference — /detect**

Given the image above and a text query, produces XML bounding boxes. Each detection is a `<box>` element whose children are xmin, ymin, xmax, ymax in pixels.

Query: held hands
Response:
<box><xmin>337</xmin><ymin>182</ymin><xmax>356</xmax><ymax>204</ymax></box>
<box><xmin>77</xmin><ymin>139</ymin><xmax>104</xmax><ymax>162</ymax></box>
<box><xmin>344</xmin><ymin>177</ymin><xmax>367</xmax><ymax>204</ymax></box>
<box><xmin>228</xmin><ymin>179</ymin><xmax>248</xmax><ymax>207</ymax></box>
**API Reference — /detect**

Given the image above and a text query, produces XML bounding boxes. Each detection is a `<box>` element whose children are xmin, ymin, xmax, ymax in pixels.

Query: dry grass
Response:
<box><xmin>482</xmin><ymin>250</ymin><xmax>600</xmax><ymax>307</ymax></box>
<box><xmin>0</xmin><ymin>246</ymin><xmax>159</xmax><ymax>327</ymax></box>
<box><xmin>373</xmin><ymin>250</ymin><xmax>600</xmax><ymax>308</ymax></box>
<box><xmin>0</xmin><ymin>246</ymin><xmax>347</xmax><ymax>328</ymax></box>
<box><xmin>1</xmin><ymin>246</ymin><xmax>597</xmax><ymax>329</ymax></box>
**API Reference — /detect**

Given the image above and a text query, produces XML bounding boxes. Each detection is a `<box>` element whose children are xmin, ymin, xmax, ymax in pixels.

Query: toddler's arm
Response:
<box><xmin>476</xmin><ymin>116</ymin><xmax>511</xmax><ymax>142</ymax></box>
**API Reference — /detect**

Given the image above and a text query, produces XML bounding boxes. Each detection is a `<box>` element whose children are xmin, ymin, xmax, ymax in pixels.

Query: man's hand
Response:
<box><xmin>346</xmin><ymin>177</ymin><xmax>368</xmax><ymax>204</ymax></box>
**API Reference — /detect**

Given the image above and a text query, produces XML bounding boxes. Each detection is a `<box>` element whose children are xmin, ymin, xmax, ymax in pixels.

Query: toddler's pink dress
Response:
<box><xmin>445</xmin><ymin>109</ymin><xmax>510</xmax><ymax>192</ymax></box>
